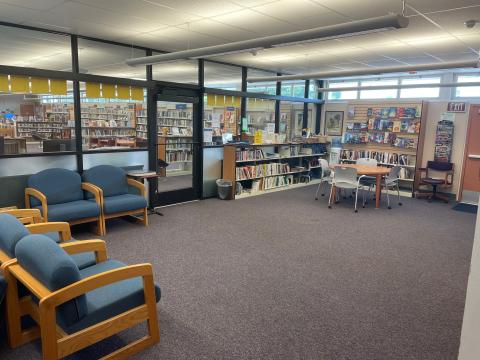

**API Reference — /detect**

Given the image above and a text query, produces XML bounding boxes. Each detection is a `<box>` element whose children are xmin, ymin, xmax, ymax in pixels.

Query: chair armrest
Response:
<box><xmin>0</xmin><ymin>208</ymin><xmax>42</xmax><ymax>224</ymax></box>
<box><xmin>82</xmin><ymin>182</ymin><xmax>103</xmax><ymax>205</ymax></box>
<box><xmin>24</xmin><ymin>188</ymin><xmax>48</xmax><ymax>221</ymax></box>
<box><xmin>59</xmin><ymin>240</ymin><xmax>107</xmax><ymax>263</ymax></box>
<box><xmin>25</xmin><ymin>222</ymin><xmax>72</xmax><ymax>241</ymax></box>
<box><xmin>41</xmin><ymin>263</ymin><xmax>154</xmax><ymax>310</ymax></box>
<box><xmin>357</xmin><ymin>175</ymin><xmax>366</xmax><ymax>186</ymax></box>
<box><xmin>127</xmin><ymin>178</ymin><xmax>146</xmax><ymax>197</ymax></box>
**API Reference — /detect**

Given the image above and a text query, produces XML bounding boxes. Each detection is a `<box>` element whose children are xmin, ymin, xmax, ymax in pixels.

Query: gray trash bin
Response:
<box><xmin>216</xmin><ymin>179</ymin><xmax>233</xmax><ymax>200</ymax></box>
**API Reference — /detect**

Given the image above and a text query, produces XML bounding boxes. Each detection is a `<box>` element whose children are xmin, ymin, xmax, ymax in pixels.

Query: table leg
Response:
<box><xmin>375</xmin><ymin>174</ymin><xmax>382</xmax><ymax>209</ymax></box>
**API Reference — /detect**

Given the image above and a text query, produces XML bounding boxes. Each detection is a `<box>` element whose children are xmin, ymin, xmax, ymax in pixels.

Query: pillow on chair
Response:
<box><xmin>0</xmin><ymin>213</ymin><xmax>30</xmax><ymax>257</ymax></box>
<box><xmin>15</xmin><ymin>235</ymin><xmax>87</xmax><ymax>328</ymax></box>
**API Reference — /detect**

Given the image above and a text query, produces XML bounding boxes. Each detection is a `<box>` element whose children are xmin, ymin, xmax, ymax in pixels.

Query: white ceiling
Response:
<box><xmin>0</xmin><ymin>0</ymin><xmax>479</xmax><ymax>79</ymax></box>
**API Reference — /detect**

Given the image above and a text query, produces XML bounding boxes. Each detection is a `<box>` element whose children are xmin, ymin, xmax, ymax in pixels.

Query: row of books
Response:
<box><xmin>347</xmin><ymin>119</ymin><xmax>420</xmax><ymax>133</ymax></box>
<box><xmin>82</xmin><ymin>120</ymin><xmax>133</xmax><ymax>128</ymax></box>
<box><xmin>81</xmin><ymin>129</ymin><xmax>135</xmax><ymax>137</ymax></box>
<box><xmin>253</xmin><ymin>175</ymin><xmax>293</xmax><ymax>191</ymax></box>
<box><xmin>344</xmin><ymin>132</ymin><xmax>418</xmax><ymax>149</ymax></box>
<box><xmin>158</xmin><ymin>110</ymin><xmax>191</xmax><ymax>119</ymax></box>
<box><xmin>236</xmin><ymin>163</ymin><xmax>291</xmax><ymax>180</ymax></box>
<box><xmin>340</xmin><ymin>150</ymin><xmax>415</xmax><ymax>166</ymax></box>
<box><xmin>366</xmin><ymin>106</ymin><xmax>420</xmax><ymax>119</ymax></box>
<box><xmin>158</xmin><ymin>126</ymin><xmax>192</xmax><ymax>136</ymax></box>
<box><xmin>236</xmin><ymin>149</ymin><xmax>265</xmax><ymax>161</ymax></box>
<box><xmin>158</xmin><ymin>118</ymin><xmax>192</xmax><ymax>127</ymax></box>
<box><xmin>165</xmin><ymin>151</ymin><xmax>192</xmax><ymax>162</ymax></box>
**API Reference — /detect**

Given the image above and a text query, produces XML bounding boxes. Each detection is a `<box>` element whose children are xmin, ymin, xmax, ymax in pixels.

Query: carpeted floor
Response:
<box><xmin>0</xmin><ymin>185</ymin><xmax>476</xmax><ymax>360</ymax></box>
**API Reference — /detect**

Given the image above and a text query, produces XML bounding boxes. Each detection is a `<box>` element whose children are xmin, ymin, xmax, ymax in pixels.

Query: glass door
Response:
<box><xmin>155</xmin><ymin>97</ymin><xmax>200</xmax><ymax>205</ymax></box>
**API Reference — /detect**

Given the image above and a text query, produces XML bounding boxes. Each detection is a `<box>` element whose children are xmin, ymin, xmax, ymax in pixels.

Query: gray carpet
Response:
<box><xmin>0</xmin><ymin>185</ymin><xmax>476</xmax><ymax>360</ymax></box>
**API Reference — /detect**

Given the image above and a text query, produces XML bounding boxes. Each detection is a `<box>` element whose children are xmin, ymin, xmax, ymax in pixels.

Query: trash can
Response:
<box><xmin>216</xmin><ymin>179</ymin><xmax>233</xmax><ymax>200</ymax></box>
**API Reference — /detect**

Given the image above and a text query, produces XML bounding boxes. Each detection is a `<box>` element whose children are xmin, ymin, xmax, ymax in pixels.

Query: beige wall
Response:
<box><xmin>321</xmin><ymin>100</ymin><xmax>476</xmax><ymax>197</ymax></box>
<box><xmin>458</xmin><ymin>198</ymin><xmax>480</xmax><ymax>360</ymax></box>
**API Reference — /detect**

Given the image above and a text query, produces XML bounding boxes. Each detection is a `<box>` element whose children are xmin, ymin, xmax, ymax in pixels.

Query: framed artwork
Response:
<box><xmin>325</xmin><ymin>111</ymin><xmax>344</xmax><ymax>136</ymax></box>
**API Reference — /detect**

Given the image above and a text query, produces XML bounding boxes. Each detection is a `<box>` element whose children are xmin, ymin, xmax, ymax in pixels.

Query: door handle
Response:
<box><xmin>468</xmin><ymin>154</ymin><xmax>480</xmax><ymax>159</ymax></box>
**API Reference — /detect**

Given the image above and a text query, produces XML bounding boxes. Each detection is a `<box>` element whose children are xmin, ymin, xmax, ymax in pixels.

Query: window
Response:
<box><xmin>400</xmin><ymin>77</ymin><xmax>441</xmax><ymax>98</ymax></box>
<box><xmin>280</xmin><ymin>101</ymin><xmax>306</xmax><ymax>140</ymax></box>
<box><xmin>245</xmin><ymin>98</ymin><xmax>276</xmax><ymax>136</ymax></box>
<box><xmin>78</xmin><ymin>39</ymin><xmax>147</xmax><ymax>79</ymax></box>
<box><xmin>360</xmin><ymin>79</ymin><xmax>398</xmax><ymax>99</ymax></box>
<box><xmin>153</xmin><ymin>57</ymin><xmax>198</xmax><ymax>84</ymax></box>
<box><xmin>327</xmin><ymin>81</ymin><xmax>358</xmax><ymax>100</ymax></box>
<box><xmin>280</xmin><ymin>81</ymin><xmax>306</xmax><ymax>97</ymax></box>
<box><xmin>455</xmin><ymin>74</ymin><xmax>480</xmax><ymax>98</ymax></box>
<box><xmin>247</xmin><ymin>68</ymin><xmax>278</xmax><ymax>95</ymax></box>
<box><xmin>0</xmin><ymin>75</ymin><xmax>75</xmax><ymax>154</ymax></box>
<box><xmin>204</xmin><ymin>93</ymin><xmax>241</xmax><ymax>145</ymax></box>
<box><xmin>204</xmin><ymin>62</ymin><xmax>241</xmax><ymax>90</ymax></box>
<box><xmin>308</xmin><ymin>83</ymin><xmax>318</xmax><ymax>100</ymax></box>
<box><xmin>80</xmin><ymin>82</ymin><xmax>147</xmax><ymax>151</ymax></box>
<box><xmin>0</xmin><ymin>25</ymin><xmax>71</xmax><ymax>71</ymax></box>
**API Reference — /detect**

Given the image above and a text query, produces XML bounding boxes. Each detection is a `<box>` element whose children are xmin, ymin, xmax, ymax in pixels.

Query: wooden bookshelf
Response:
<box><xmin>223</xmin><ymin>142</ymin><xmax>328</xmax><ymax>199</ymax></box>
<box><xmin>339</xmin><ymin>101</ymin><xmax>428</xmax><ymax>195</ymax></box>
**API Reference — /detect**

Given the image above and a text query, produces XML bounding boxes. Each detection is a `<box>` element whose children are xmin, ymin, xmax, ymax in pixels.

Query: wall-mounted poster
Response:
<box><xmin>324</xmin><ymin>111</ymin><xmax>344</xmax><ymax>136</ymax></box>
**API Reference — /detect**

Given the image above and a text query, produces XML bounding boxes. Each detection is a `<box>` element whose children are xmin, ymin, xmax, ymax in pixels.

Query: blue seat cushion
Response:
<box><xmin>39</xmin><ymin>200</ymin><xmax>100</xmax><ymax>222</ymax></box>
<box><xmin>82</xmin><ymin>165</ymin><xmax>129</xmax><ymax>199</ymax></box>
<box><xmin>64</xmin><ymin>259</ymin><xmax>161</xmax><ymax>334</ymax></box>
<box><xmin>44</xmin><ymin>233</ymin><xmax>96</xmax><ymax>270</ymax></box>
<box><xmin>15</xmin><ymin>235</ymin><xmax>87</xmax><ymax>328</ymax></box>
<box><xmin>102</xmin><ymin>194</ymin><xmax>147</xmax><ymax>215</ymax></box>
<box><xmin>0</xmin><ymin>213</ymin><xmax>30</xmax><ymax>258</ymax></box>
<box><xmin>28</xmin><ymin>168</ymin><xmax>84</xmax><ymax>207</ymax></box>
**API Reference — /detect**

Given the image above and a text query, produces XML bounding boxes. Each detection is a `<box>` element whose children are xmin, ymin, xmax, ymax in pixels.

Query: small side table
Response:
<box><xmin>127</xmin><ymin>171</ymin><xmax>164</xmax><ymax>216</ymax></box>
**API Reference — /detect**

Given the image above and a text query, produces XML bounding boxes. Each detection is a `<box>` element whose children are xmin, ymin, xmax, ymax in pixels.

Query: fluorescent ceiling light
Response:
<box><xmin>126</xmin><ymin>14</ymin><xmax>408</xmax><ymax>66</ymax></box>
<box><xmin>247</xmin><ymin>60</ymin><xmax>480</xmax><ymax>82</ymax></box>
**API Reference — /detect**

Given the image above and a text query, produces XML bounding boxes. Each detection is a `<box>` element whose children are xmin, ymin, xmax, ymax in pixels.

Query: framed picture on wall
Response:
<box><xmin>325</xmin><ymin>111</ymin><xmax>344</xmax><ymax>136</ymax></box>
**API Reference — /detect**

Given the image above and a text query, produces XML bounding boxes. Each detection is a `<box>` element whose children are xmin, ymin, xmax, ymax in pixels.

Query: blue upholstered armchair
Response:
<box><xmin>0</xmin><ymin>212</ymin><xmax>97</xmax><ymax>348</ymax></box>
<box><xmin>25</xmin><ymin>168</ymin><xmax>104</xmax><ymax>235</ymax></box>
<box><xmin>82</xmin><ymin>165</ymin><xmax>148</xmax><ymax>232</ymax></box>
<box><xmin>3</xmin><ymin>235</ymin><xmax>160</xmax><ymax>359</ymax></box>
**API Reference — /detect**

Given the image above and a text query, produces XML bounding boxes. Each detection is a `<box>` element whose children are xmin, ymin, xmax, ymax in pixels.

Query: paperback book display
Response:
<box><xmin>343</xmin><ymin>105</ymin><xmax>421</xmax><ymax>149</ymax></box>
<box><xmin>339</xmin><ymin>102</ymin><xmax>426</xmax><ymax>194</ymax></box>
<box><xmin>434</xmin><ymin>119</ymin><xmax>454</xmax><ymax>162</ymax></box>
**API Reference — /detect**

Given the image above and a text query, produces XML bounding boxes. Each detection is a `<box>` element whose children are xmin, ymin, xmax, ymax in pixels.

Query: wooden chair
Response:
<box><xmin>24</xmin><ymin>168</ymin><xmax>105</xmax><ymax>235</ymax></box>
<box><xmin>416</xmin><ymin>161</ymin><xmax>454</xmax><ymax>203</ymax></box>
<box><xmin>0</xmin><ymin>212</ymin><xmax>96</xmax><ymax>348</ymax></box>
<box><xmin>3</xmin><ymin>235</ymin><xmax>160</xmax><ymax>360</ymax></box>
<box><xmin>82</xmin><ymin>165</ymin><xmax>148</xmax><ymax>233</ymax></box>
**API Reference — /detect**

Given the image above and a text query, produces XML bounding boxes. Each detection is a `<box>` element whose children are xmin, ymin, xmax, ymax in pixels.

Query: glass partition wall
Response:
<box><xmin>0</xmin><ymin>21</ymin><xmax>322</xmax><ymax>207</ymax></box>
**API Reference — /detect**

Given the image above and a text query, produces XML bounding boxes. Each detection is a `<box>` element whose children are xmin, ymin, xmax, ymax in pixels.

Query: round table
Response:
<box><xmin>331</xmin><ymin>164</ymin><xmax>391</xmax><ymax>209</ymax></box>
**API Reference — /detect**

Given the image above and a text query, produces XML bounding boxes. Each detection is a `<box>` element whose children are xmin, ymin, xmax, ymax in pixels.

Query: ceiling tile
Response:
<box><xmin>252</xmin><ymin>0</ymin><xmax>332</xmax><ymax>25</ymax></box>
<box><xmin>311</xmin><ymin>0</ymin><xmax>400</xmax><ymax>20</ymax></box>
<box><xmin>406</xmin><ymin>0</ymin><xmax>480</xmax><ymax>13</ymax></box>
<box><xmin>212</xmin><ymin>8</ymin><xmax>298</xmax><ymax>36</ymax></box>
<box><xmin>0</xmin><ymin>0</ymin><xmax>66</xmax><ymax>11</ymax></box>
<box><xmin>177</xmin><ymin>19</ymin><xmax>257</xmax><ymax>42</ymax></box>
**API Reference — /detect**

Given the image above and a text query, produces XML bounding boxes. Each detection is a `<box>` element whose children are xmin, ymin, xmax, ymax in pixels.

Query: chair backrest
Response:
<box><xmin>15</xmin><ymin>235</ymin><xmax>87</xmax><ymax>328</ymax></box>
<box><xmin>334</xmin><ymin>167</ymin><xmax>358</xmax><ymax>186</ymax></box>
<box><xmin>0</xmin><ymin>213</ymin><xmax>29</xmax><ymax>258</ymax></box>
<box><xmin>356</xmin><ymin>158</ymin><xmax>378</xmax><ymax>166</ymax></box>
<box><xmin>82</xmin><ymin>165</ymin><xmax>128</xmax><ymax>198</ymax></box>
<box><xmin>386</xmin><ymin>165</ymin><xmax>402</xmax><ymax>182</ymax></box>
<box><xmin>319</xmin><ymin>159</ymin><xmax>330</xmax><ymax>177</ymax></box>
<box><xmin>427</xmin><ymin>161</ymin><xmax>453</xmax><ymax>172</ymax></box>
<box><xmin>28</xmin><ymin>168</ymin><xmax>84</xmax><ymax>207</ymax></box>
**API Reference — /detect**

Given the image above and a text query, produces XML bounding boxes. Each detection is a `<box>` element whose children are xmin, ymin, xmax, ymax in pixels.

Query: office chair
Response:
<box><xmin>328</xmin><ymin>167</ymin><xmax>366</xmax><ymax>213</ymax></box>
<box><xmin>417</xmin><ymin>161</ymin><xmax>454</xmax><ymax>203</ymax></box>
<box><xmin>383</xmin><ymin>165</ymin><xmax>403</xmax><ymax>209</ymax></box>
<box><xmin>314</xmin><ymin>159</ymin><xmax>332</xmax><ymax>199</ymax></box>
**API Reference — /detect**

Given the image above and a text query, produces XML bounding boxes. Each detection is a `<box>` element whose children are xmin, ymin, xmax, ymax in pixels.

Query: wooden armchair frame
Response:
<box><xmin>0</xmin><ymin>208</ymin><xmax>43</xmax><ymax>224</ymax></box>
<box><xmin>25</xmin><ymin>182</ymin><xmax>105</xmax><ymax>236</ymax></box>
<box><xmin>103</xmin><ymin>178</ymin><xmax>148</xmax><ymax>228</ymax></box>
<box><xmin>2</xmin><ymin>241</ymin><xmax>159</xmax><ymax>360</ymax></box>
<box><xmin>0</xmin><ymin>221</ymin><xmax>73</xmax><ymax>348</ymax></box>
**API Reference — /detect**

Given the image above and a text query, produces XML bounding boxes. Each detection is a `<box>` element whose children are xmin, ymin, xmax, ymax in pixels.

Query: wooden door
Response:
<box><xmin>460</xmin><ymin>105</ymin><xmax>480</xmax><ymax>204</ymax></box>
